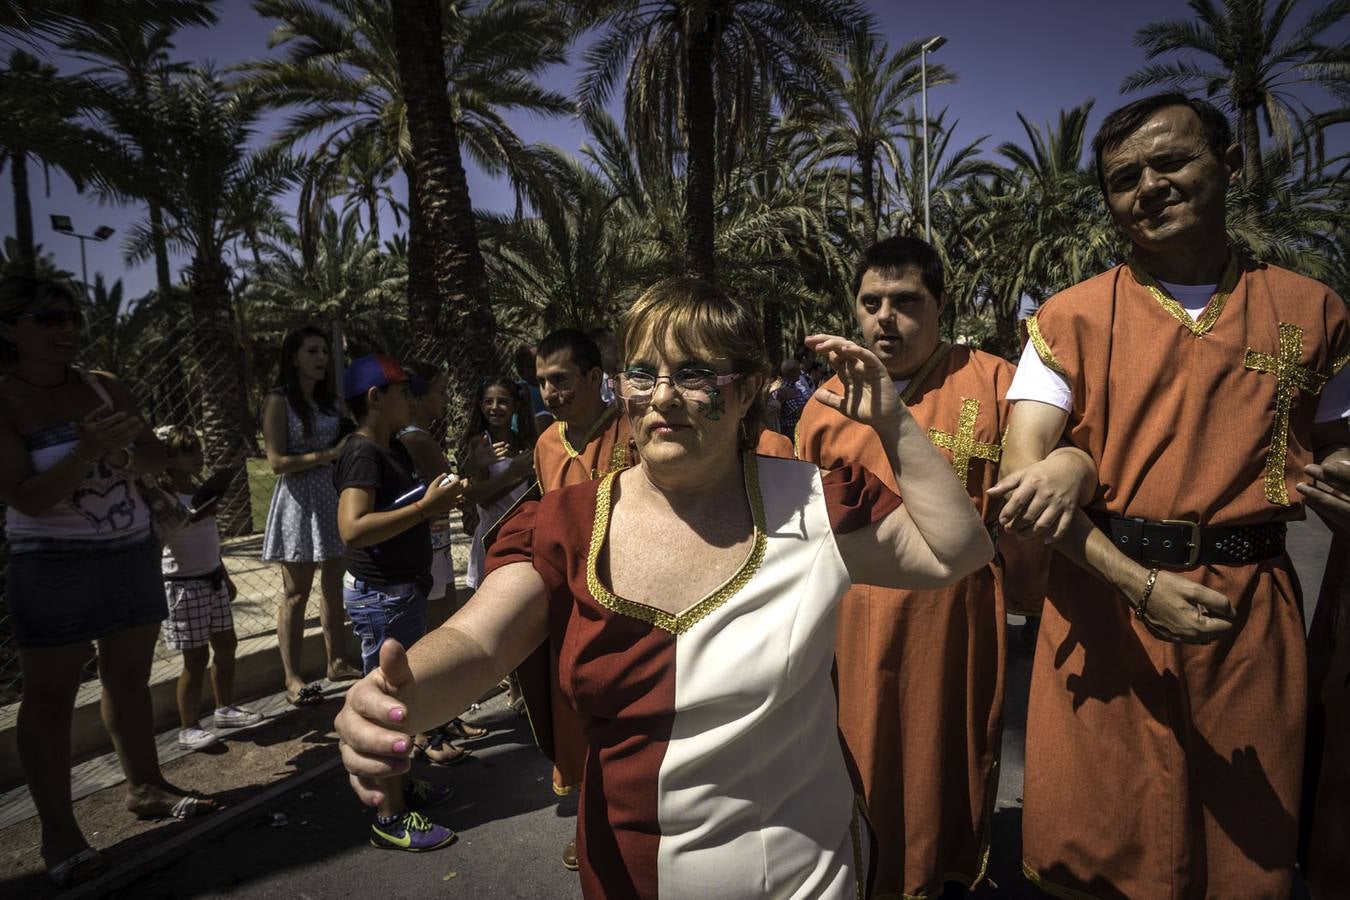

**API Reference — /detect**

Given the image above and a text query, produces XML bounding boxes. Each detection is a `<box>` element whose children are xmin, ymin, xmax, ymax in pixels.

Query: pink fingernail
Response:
<box><xmin>389</xmin><ymin>707</ymin><xmax>406</xmax><ymax>723</ymax></box>
<box><xmin>392</xmin><ymin>739</ymin><xmax>408</xmax><ymax>754</ymax></box>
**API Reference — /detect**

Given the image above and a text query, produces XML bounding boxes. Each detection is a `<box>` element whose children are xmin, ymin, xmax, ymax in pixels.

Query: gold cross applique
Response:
<box><xmin>1244</xmin><ymin>322</ymin><xmax>1328</xmax><ymax>505</ymax></box>
<box><xmin>928</xmin><ymin>398</ymin><xmax>1001</xmax><ymax>489</ymax></box>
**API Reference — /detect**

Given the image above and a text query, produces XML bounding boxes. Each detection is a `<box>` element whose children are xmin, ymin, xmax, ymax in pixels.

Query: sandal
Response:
<box><xmin>327</xmin><ymin>660</ymin><xmax>363</xmax><ymax>682</ymax></box>
<box><xmin>414</xmin><ymin>729</ymin><xmax>474</xmax><ymax>767</ymax></box>
<box><xmin>445</xmin><ymin>718</ymin><xmax>490</xmax><ymax>741</ymax></box>
<box><xmin>47</xmin><ymin>847</ymin><xmax>105</xmax><ymax>887</ymax></box>
<box><xmin>287</xmin><ymin>684</ymin><xmax>324</xmax><ymax>707</ymax></box>
<box><xmin>131</xmin><ymin>793</ymin><xmax>220</xmax><ymax>821</ymax></box>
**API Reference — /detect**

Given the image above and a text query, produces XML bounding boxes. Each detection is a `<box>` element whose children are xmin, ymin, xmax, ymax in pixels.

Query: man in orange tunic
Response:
<box><xmin>796</xmin><ymin>236</ymin><xmax>1048</xmax><ymax>899</ymax></box>
<box><xmin>999</xmin><ymin>93</ymin><xmax>1350</xmax><ymax>898</ymax></box>
<box><xmin>1302</xmin><ymin>459</ymin><xmax>1350</xmax><ymax>900</ymax></box>
<box><xmin>530</xmin><ymin>328</ymin><xmax>634</xmax><ymax>870</ymax></box>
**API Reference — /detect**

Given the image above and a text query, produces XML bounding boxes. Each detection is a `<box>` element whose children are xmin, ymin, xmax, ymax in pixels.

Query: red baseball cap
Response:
<box><xmin>342</xmin><ymin>354</ymin><xmax>408</xmax><ymax>400</ymax></box>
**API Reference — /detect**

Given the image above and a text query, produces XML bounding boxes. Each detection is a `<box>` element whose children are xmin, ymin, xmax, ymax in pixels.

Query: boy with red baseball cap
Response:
<box><xmin>334</xmin><ymin>354</ymin><xmax>465</xmax><ymax>851</ymax></box>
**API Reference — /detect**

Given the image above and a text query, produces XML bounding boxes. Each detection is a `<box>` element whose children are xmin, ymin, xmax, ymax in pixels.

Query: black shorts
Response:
<box><xmin>7</xmin><ymin>535</ymin><xmax>167</xmax><ymax>648</ymax></box>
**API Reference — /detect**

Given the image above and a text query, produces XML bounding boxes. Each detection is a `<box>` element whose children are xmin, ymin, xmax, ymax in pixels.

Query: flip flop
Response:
<box><xmin>287</xmin><ymin>684</ymin><xmax>324</xmax><ymax>706</ymax></box>
<box><xmin>48</xmin><ymin>847</ymin><xmax>105</xmax><ymax>887</ymax></box>
<box><xmin>327</xmin><ymin>661</ymin><xmax>363</xmax><ymax>682</ymax></box>
<box><xmin>445</xmin><ymin>718</ymin><xmax>490</xmax><ymax>741</ymax></box>
<box><xmin>131</xmin><ymin>793</ymin><xmax>220</xmax><ymax>822</ymax></box>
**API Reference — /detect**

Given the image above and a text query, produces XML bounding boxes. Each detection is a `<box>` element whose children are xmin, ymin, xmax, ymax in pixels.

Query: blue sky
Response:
<box><xmin>4</xmin><ymin>0</ymin><xmax>1346</xmax><ymax>302</ymax></box>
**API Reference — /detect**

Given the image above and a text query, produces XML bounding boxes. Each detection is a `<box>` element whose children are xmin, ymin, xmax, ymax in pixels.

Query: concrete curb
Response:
<box><xmin>64</xmin><ymin>754</ymin><xmax>344</xmax><ymax>899</ymax></box>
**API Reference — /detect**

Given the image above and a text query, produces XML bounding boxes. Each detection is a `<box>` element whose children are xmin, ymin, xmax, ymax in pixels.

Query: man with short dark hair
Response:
<box><xmin>999</xmin><ymin>92</ymin><xmax>1350</xmax><ymax>897</ymax></box>
<box><xmin>526</xmin><ymin>328</ymin><xmax>634</xmax><ymax>871</ymax></box>
<box><xmin>796</xmin><ymin>235</ymin><xmax>1050</xmax><ymax>897</ymax></box>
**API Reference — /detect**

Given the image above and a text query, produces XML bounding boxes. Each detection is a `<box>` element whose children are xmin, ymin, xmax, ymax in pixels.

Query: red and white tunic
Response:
<box><xmin>489</xmin><ymin>453</ymin><xmax>899</xmax><ymax>899</ymax></box>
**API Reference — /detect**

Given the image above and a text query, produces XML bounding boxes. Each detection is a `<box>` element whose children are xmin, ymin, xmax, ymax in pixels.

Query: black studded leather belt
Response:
<box><xmin>1088</xmin><ymin>513</ymin><xmax>1286</xmax><ymax>568</ymax></box>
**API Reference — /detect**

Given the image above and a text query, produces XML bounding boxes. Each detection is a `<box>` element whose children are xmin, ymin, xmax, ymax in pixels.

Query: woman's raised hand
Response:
<box><xmin>335</xmin><ymin>639</ymin><xmax>418</xmax><ymax>807</ymax></box>
<box><xmin>805</xmin><ymin>334</ymin><xmax>903</xmax><ymax>428</ymax></box>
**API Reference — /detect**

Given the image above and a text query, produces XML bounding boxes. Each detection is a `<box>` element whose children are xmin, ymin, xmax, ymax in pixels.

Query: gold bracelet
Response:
<box><xmin>109</xmin><ymin>443</ymin><xmax>136</xmax><ymax>472</ymax></box>
<box><xmin>1135</xmin><ymin>568</ymin><xmax>1160</xmax><ymax>620</ymax></box>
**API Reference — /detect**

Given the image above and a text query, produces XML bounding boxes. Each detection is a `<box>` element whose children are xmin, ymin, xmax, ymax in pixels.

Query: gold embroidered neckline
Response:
<box><xmin>558</xmin><ymin>404</ymin><xmax>617</xmax><ymax>459</ymax></box>
<box><xmin>1128</xmin><ymin>255</ymin><xmax>1240</xmax><ymax>336</ymax></box>
<box><xmin>898</xmin><ymin>342</ymin><xmax>951</xmax><ymax>405</ymax></box>
<box><xmin>585</xmin><ymin>452</ymin><xmax>767</xmax><ymax>636</ymax></box>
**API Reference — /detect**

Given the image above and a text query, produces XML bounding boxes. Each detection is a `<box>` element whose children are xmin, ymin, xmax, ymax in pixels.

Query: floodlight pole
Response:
<box><xmin>920</xmin><ymin>35</ymin><xmax>947</xmax><ymax>243</ymax></box>
<box><xmin>50</xmin><ymin>216</ymin><xmax>114</xmax><ymax>299</ymax></box>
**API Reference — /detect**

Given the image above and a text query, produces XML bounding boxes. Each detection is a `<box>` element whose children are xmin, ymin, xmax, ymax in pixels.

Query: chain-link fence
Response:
<box><xmin>0</xmin><ymin>304</ymin><xmax>518</xmax><ymax>724</ymax></box>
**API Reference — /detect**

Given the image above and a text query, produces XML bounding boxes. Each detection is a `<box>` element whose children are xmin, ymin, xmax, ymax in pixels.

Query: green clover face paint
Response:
<box><xmin>696</xmin><ymin>388</ymin><xmax>726</xmax><ymax>420</ymax></box>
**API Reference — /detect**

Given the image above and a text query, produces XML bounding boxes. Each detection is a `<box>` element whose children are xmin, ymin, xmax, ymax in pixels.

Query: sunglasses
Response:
<box><xmin>21</xmin><ymin>307</ymin><xmax>84</xmax><ymax>329</ymax></box>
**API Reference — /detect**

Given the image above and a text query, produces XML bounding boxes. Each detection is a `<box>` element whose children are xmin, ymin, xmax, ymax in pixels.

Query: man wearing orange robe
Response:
<box><xmin>999</xmin><ymin>93</ymin><xmax>1350</xmax><ymax>898</ymax></box>
<box><xmin>796</xmin><ymin>236</ymin><xmax>1048</xmax><ymax>899</ymax></box>
<box><xmin>530</xmin><ymin>328</ymin><xmax>634</xmax><ymax>871</ymax></box>
<box><xmin>1302</xmin><ymin>457</ymin><xmax>1350</xmax><ymax>900</ymax></box>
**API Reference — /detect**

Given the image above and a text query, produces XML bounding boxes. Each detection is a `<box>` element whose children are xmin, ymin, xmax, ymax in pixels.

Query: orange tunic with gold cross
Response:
<box><xmin>796</xmin><ymin>343</ymin><xmax>1047</xmax><ymax>899</ymax></box>
<box><xmin>1020</xmin><ymin>259</ymin><xmax>1350</xmax><ymax>900</ymax></box>
<box><xmin>528</xmin><ymin>404</ymin><xmax>634</xmax><ymax>793</ymax></box>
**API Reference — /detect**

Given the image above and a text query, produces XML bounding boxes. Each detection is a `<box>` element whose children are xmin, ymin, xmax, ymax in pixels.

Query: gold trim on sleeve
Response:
<box><xmin>1023</xmin><ymin>317</ymin><xmax>1066</xmax><ymax>377</ymax></box>
<box><xmin>585</xmin><ymin>453</ymin><xmax>766</xmax><ymax>635</ymax></box>
<box><xmin>1330</xmin><ymin>348</ymin><xmax>1349</xmax><ymax>377</ymax></box>
<box><xmin>1244</xmin><ymin>322</ymin><xmax>1329</xmax><ymax>505</ymax></box>
<box><xmin>1128</xmin><ymin>255</ymin><xmax>1239</xmax><ymax>337</ymax></box>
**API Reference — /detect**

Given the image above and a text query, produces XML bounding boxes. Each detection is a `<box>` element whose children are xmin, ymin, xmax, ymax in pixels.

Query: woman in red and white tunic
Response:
<box><xmin>336</xmin><ymin>277</ymin><xmax>993</xmax><ymax>898</ymax></box>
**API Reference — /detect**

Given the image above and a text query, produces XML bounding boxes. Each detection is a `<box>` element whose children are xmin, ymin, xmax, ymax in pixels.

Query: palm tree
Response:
<box><xmin>478</xmin><ymin>145</ymin><xmax>640</xmax><ymax>334</ymax></box>
<box><xmin>1122</xmin><ymin>0</ymin><xmax>1350</xmax><ymax>188</ymax></box>
<box><xmin>60</xmin><ymin>3</ymin><xmax>218</xmax><ymax>296</ymax></box>
<box><xmin>0</xmin><ymin>50</ymin><xmax>126</xmax><ymax>277</ymax></box>
<box><xmin>246</xmin><ymin>207</ymin><xmax>410</xmax><ymax>360</ymax></box>
<box><xmin>247</xmin><ymin>0</ymin><xmax>572</xmax><ymax>426</ymax></box>
<box><xmin>139</xmin><ymin>69</ymin><xmax>294</xmax><ymax>534</ymax></box>
<box><xmin>575</xmin><ymin>0</ymin><xmax>869</xmax><ymax>281</ymax></box>
<box><xmin>387</xmin><ymin>0</ymin><xmax>499</xmax><ymax>430</ymax></box>
<box><xmin>798</xmin><ymin>31</ymin><xmax>954</xmax><ymax>245</ymax></box>
<box><xmin>972</xmin><ymin>102</ymin><xmax>1122</xmax><ymax>352</ymax></box>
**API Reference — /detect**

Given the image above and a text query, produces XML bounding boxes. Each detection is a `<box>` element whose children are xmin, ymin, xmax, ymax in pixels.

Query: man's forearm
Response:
<box><xmin>1054</xmin><ymin>508</ymin><xmax>1147</xmax><ymax>604</ymax></box>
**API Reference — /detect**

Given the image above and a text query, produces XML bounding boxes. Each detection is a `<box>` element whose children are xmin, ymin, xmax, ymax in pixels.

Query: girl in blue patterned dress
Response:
<box><xmin>261</xmin><ymin>326</ymin><xmax>361</xmax><ymax>703</ymax></box>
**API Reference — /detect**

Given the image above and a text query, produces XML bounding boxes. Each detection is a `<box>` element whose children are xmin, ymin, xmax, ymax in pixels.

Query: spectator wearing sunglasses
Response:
<box><xmin>0</xmin><ymin>276</ymin><xmax>218</xmax><ymax>889</ymax></box>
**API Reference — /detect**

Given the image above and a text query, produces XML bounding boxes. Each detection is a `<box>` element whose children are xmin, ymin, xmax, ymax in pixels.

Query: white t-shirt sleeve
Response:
<box><xmin>1317</xmin><ymin>364</ymin><xmax>1350</xmax><ymax>423</ymax></box>
<box><xmin>1006</xmin><ymin>339</ymin><xmax>1073</xmax><ymax>411</ymax></box>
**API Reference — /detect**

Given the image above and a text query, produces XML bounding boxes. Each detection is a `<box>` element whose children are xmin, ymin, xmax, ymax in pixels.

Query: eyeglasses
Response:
<box><xmin>613</xmin><ymin>368</ymin><xmax>742</xmax><ymax>406</ymax></box>
<box><xmin>21</xmin><ymin>307</ymin><xmax>83</xmax><ymax>329</ymax></box>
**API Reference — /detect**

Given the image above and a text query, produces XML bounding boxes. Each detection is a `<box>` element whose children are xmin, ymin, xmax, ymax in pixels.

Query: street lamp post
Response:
<box><xmin>50</xmin><ymin>215</ymin><xmax>115</xmax><ymax>299</ymax></box>
<box><xmin>920</xmin><ymin>35</ymin><xmax>947</xmax><ymax>243</ymax></box>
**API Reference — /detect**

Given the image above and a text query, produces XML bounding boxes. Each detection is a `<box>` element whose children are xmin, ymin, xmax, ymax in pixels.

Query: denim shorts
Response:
<box><xmin>8</xmin><ymin>535</ymin><xmax>166</xmax><ymax>648</ymax></box>
<box><xmin>342</xmin><ymin>573</ymin><xmax>428</xmax><ymax>674</ymax></box>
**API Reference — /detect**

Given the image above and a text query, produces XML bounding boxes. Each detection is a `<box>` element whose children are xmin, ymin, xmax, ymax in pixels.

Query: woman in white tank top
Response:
<box><xmin>0</xmin><ymin>276</ymin><xmax>218</xmax><ymax>887</ymax></box>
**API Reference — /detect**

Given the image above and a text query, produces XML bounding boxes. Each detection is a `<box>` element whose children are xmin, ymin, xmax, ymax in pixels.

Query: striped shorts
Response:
<box><xmin>161</xmin><ymin>572</ymin><xmax>233</xmax><ymax>650</ymax></box>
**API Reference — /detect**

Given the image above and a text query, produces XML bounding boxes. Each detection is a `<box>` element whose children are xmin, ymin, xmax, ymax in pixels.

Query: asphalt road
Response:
<box><xmin>121</xmin><ymin>518</ymin><xmax>1335</xmax><ymax>899</ymax></box>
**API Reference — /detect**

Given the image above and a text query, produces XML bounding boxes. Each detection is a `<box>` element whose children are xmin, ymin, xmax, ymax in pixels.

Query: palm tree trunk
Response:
<box><xmin>1241</xmin><ymin>105</ymin><xmax>1265</xmax><ymax>189</ymax></box>
<box><xmin>11</xmin><ymin>149</ymin><xmax>35</xmax><ymax>277</ymax></box>
<box><xmin>389</xmin><ymin>0</ymin><xmax>497</xmax><ymax>436</ymax></box>
<box><xmin>859</xmin><ymin>149</ymin><xmax>878</xmax><ymax>246</ymax></box>
<box><xmin>188</xmin><ymin>254</ymin><xmax>253</xmax><ymax>536</ymax></box>
<box><xmin>683</xmin><ymin>22</ymin><xmax>717</xmax><ymax>282</ymax></box>
<box><xmin>148</xmin><ymin>200</ymin><xmax>172</xmax><ymax>296</ymax></box>
<box><xmin>367</xmin><ymin>196</ymin><xmax>380</xmax><ymax>242</ymax></box>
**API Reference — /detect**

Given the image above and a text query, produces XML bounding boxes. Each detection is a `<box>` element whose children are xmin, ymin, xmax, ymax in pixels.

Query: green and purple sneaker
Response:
<box><xmin>369</xmin><ymin>811</ymin><xmax>457</xmax><ymax>852</ymax></box>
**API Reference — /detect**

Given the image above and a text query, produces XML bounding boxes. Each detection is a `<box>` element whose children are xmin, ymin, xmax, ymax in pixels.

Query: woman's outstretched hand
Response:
<box><xmin>335</xmin><ymin>639</ymin><xmax>417</xmax><ymax>807</ymax></box>
<box><xmin>805</xmin><ymin>334</ymin><xmax>903</xmax><ymax>428</ymax></box>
